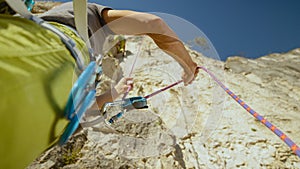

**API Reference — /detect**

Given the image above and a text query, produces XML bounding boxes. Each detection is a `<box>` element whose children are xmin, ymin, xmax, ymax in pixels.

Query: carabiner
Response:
<box><xmin>102</xmin><ymin>96</ymin><xmax>148</xmax><ymax>124</ymax></box>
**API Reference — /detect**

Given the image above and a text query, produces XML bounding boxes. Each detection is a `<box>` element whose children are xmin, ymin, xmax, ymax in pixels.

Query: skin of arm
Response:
<box><xmin>102</xmin><ymin>9</ymin><xmax>198</xmax><ymax>85</ymax></box>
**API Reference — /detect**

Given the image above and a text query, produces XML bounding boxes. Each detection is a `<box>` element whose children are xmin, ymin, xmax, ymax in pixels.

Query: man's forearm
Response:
<box><xmin>147</xmin><ymin>33</ymin><xmax>197</xmax><ymax>73</ymax></box>
<box><xmin>103</xmin><ymin>9</ymin><xmax>198</xmax><ymax>84</ymax></box>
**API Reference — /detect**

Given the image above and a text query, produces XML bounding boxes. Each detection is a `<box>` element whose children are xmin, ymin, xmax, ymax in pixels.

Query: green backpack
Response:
<box><xmin>0</xmin><ymin>1</ymin><xmax>91</xmax><ymax>168</ymax></box>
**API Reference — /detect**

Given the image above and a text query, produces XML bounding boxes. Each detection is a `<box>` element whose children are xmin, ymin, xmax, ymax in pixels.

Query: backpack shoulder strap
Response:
<box><xmin>5</xmin><ymin>0</ymin><xmax>89</xmax><ymax>70</ymax></box>
<box><xmin>73</xmin><ymin>0</ymin><xmax>91</xmax><ymax>49</ymax></box>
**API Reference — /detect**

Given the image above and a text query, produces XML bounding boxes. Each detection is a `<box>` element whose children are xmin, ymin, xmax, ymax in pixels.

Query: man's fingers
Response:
<box><xmin>127</xmin><ymin>79</ymin><xmax>133</xmax><ymax>85</ymax></box>
<box><xmin>183</xmin><ymin>66</ymin><xmax>199</xmax><ymax>86</ymax></box>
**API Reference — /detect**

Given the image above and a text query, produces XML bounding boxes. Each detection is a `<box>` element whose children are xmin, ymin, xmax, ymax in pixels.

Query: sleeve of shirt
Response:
<box><xmin>40</xmin><ymin>2</ymin><xmax>114</xmax><ymax>35</ymax></box>
<box><xmin>87</xmin><ymin>3</ymin><xmax>115</xmax><ymax>35</ymax></box>
<box><xmin>40</xmin><ymin>2</ymin><xmax>115</xmax><ymax>55</ymax></box>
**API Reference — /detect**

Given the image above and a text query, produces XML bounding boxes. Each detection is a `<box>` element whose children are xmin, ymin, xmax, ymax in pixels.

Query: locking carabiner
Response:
<box><xmin>101</xmin><ymin>96</ymin><xmax>148</xmax><ymax>124</ymax></box>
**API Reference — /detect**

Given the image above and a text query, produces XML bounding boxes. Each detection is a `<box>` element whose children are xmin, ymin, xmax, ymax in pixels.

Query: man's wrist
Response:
<box><xmin>182</xmin><ymin>61</ymin><xmax>197</xmax><ymax>74</ymax></box>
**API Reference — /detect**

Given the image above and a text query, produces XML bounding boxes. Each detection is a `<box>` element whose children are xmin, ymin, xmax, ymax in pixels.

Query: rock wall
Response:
<box><xmin>28</xmin><ymin>36</ymin><xmax>300</xmax><ymax>168</ymax></box>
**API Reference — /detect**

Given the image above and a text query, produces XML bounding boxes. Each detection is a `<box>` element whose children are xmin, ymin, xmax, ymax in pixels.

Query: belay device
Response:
<box><xmin>102</xmin><ymin>96</ymin><xmax>148</xmax><ymax>124</ymax></box>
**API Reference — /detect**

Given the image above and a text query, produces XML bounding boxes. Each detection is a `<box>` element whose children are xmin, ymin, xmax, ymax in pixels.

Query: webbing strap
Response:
<box><xmin>73</xmin><ymin>0</ymin><xmax>91</xmax><ymax>48</ymax></box>
<box><xmin>6</xmin><ymin>0</ymin><xmax>85</xmax><ymax>70</ymax></box>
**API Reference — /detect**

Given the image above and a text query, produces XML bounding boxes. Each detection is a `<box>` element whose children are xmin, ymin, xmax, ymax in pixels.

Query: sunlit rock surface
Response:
<box><xmin>28</xmin><ymin>36</ymin><xmax>300</xmax><ymax>168</ymax></box>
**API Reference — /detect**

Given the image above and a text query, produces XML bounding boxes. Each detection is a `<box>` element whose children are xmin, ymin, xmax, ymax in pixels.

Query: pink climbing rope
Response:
<box><xmin>144</xmin><ymin>66</ymin><xmax>300</xmax><ymax>158</ymax></box>
<box><xmin>144</xmin><ymin>80</ymin><xmax>183</xmax><ymax>99</ymax></box>
<box><xmin>121</xmin><ymin>40</ymin><xmax>144</xmax><ymax>100</ymax></box>
<box><xmin>198</xmin><ymin>66</ymin><xmax>300</xmax><ymax>157</ymax></box>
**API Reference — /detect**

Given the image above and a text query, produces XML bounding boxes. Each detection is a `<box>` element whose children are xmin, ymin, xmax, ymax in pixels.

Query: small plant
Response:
<box><xmin>62</xmin><ymin>146</ymin><xmax>82</xmax><ymax>165</ymax></box>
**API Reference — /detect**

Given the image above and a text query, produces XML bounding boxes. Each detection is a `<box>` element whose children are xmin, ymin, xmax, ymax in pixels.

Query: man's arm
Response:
<box><xmin>102</xmin><ymin>9</ymin><xmax>198</xmax><ymax>85</ymax></box>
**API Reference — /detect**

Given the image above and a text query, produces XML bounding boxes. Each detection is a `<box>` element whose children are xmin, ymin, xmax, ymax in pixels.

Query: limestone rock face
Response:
<box><xmin>28</xmin><ymin>37</ymin><xmax>300</xmax><ymax>168</ymax></box>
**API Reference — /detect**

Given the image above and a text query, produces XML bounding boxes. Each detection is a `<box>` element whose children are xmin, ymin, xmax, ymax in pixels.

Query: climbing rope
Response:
<box><xmin>144</xmin><ymin>80</ymin><xmax>183</xmax><ymax>99</ymax></box>
<box><xmin>198</xmin><ymin>66</ymin><xmax>300</xmax><ymax>158</ymax></box>
<box><xmin>122</xmin><ymin>38</ymin><xmax>144</xmax><ymax>100</ymax></box>
<box><xmin>143</xmin><ymin>66</ymin><xmax>300</xmax><ymax>158</ymax></box>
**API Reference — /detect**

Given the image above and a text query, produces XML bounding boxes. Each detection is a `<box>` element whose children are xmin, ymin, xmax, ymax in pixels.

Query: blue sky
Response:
<box><xmin>76</xmin><ymin>0</ymin><xmax>300</xmax><ymax>61</ymax></box>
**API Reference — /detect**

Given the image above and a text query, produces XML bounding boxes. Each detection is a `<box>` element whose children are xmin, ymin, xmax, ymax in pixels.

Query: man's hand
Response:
<box><xmin>182</xmin><ymin>62</ymin><xmax>198</xmax><ymax>86</ymax></box>
<box><xmin>113</xmin><ymin>77</ymin><xmax>134</xmax><ymax>96</ymax></box>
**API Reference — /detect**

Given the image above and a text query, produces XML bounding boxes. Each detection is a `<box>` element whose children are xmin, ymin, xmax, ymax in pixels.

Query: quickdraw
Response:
<box><xmin>59</xmin><ymin>61</ymin><xmax>102</xmax><ymax>145</ymax></box>
<box><xmin>102</xmin><ymin>96</ymin><xmax>148</xmax><ymax>124</ymax></box>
